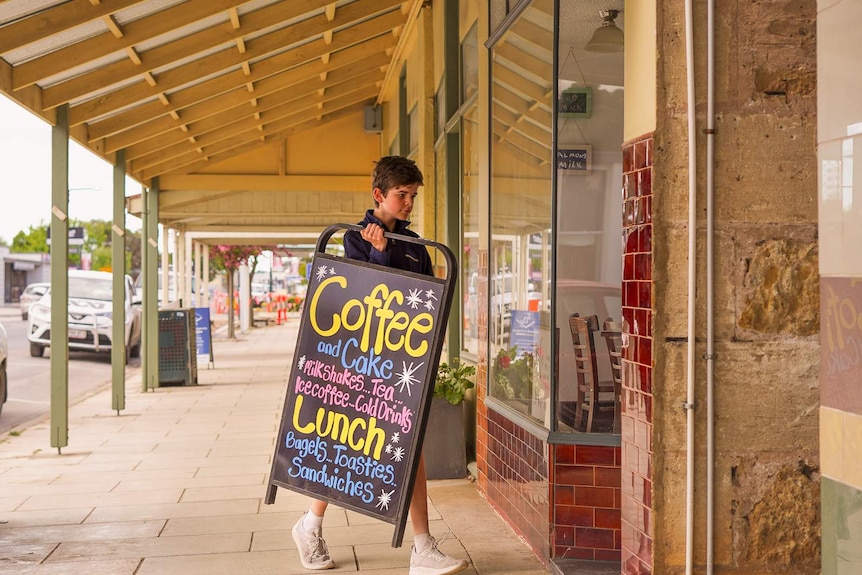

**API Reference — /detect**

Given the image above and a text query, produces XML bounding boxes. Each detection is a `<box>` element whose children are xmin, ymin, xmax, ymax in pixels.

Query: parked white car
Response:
<box><xmin>27</xmin><ymin>270</ymin><xmax>142</xmax><ymax>363</ymax></box>
<box><xmin>0</xmin><ymin>321</ymin><xmax>7</xmax><ymax>417</ymax></box>
<box><xmin>19</xmin><ymin>281</ymin><xmax>50</xmax><ymax>320</ymax></box>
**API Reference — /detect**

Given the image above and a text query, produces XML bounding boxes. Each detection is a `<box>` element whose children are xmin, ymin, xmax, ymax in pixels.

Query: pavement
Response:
<box><xmin>0</xmin><ymin>307</ymin><xmax>550</xmax><ymax>574</ymax></box>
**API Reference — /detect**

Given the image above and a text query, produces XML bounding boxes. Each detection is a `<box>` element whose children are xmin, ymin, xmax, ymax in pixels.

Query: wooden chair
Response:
<box><xmin>569</xmin><ymin>314</ymin><xmax>616</xmax><ymax>432</ymax></box>
<box><xmin>600</xmin><ymin>320</ymin><xmax>624</xmax><ymax>433</ymax></box>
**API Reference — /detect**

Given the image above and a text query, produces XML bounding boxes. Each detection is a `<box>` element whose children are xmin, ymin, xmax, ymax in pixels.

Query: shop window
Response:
<box><xmin>487</xmin><ymin>0</ymin><xmax>625</xmax><ymax>435</ymax></box>
<box><xmin>489</xmin><ymin>1</ymin><xmax>553</xmax><ymax>425</ymax></box>
<box><xmin>553</xmin><ymin>1</ymin><xmax>624</xmax><ymax>434</ymax></box>
<box><xmin>462</xmin><ymin>104</ymin><xmax>480</xmax><ymax>357</ymax></box>
<box><xmin>461</xmin><ymin>25</ymin><xmax>478</xmax><ymax>102</ymax></box>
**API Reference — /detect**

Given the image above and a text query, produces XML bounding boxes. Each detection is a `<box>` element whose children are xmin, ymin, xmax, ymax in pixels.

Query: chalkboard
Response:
<box><xmin>557</xmin><ymin>146</ymin><xmax>591</xmax><ymax>171</ymax></box>
<box><xmin>265</xmin><ymin>224</ymin><xmax>456</xmax><ymax>548</ymax></box>
<box><xmin>559</xmin><ymin>87</ymin><xmax>592</xmax><ymax>118</ymax></box>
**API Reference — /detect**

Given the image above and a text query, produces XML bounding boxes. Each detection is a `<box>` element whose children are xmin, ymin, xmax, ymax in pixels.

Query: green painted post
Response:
<box><xmin>50</xmin><ymin>105</ymin><xmax>70</xmax><ymax>451</ymax></box>
<box><xmin>142</xmin><ymin>179</ymin><xmax>160</xmax><ymax>391</ymax></box>
<box><xmin>111</xmin><ymin>150</ymin><xmax>126</xmax><ymax>412</ymax></box>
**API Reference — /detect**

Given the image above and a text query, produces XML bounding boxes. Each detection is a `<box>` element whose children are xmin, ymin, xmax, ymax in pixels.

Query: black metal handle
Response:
<box><xmin>315</xmin><ymin>223</ymin><xmax>457</xmax><ymax>282</ymax></box>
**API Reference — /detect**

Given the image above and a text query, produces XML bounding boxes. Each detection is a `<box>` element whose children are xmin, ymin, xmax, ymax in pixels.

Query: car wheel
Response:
<box><xmin>0</xmin><ymin>363</ymin><xmax>6</xmax><ymax>418</ymax></box>
<box><xmin>130</xmin><ymin>338</ymin><xmax>141</xmax><ymax>359</ymax></box>
<box><xmin>30</xmin><ymin>343</ymin><xmax>45</xmax><ymax>358</ymax></box>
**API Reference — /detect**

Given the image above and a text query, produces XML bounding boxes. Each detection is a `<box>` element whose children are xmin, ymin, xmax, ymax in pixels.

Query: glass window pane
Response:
<box><xmin>461</xmin><ymin>25</ymin><xmax>479</xmax><ymax>102</ymax></box>
<box><xmin>409</xmin><ymin>105</ymin><xmax>419</xmax><ymax>153</ymax></box>
<box><xmin>489</xmin><ymin>1</ymin><xmax>553</xmax><ymax>425</ymax></box>
<box><xmin>554</xmin><ymin>1</ymin><xmax>625</xmax><ymax>434</ymax></box>
<box><xmin>462</xmin><ymin>104</ymin><xmax>480</xmax><ymax>356</ymax></box>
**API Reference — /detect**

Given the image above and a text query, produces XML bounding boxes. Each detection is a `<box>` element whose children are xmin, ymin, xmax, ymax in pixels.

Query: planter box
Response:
<box><xmin>423</xmin><ymin>398</ymin><xmax>467</xmax><ymax>479</ymax></box>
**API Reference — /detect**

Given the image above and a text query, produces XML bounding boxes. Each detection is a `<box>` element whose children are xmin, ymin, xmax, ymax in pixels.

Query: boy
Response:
<box><xmin>291</xmin><ymin>156</ymin><xmax>467</xmax><ymax>575</ymax></box>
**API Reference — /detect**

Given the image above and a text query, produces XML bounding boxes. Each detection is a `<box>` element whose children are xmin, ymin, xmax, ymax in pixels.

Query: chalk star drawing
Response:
<box><xmin>297</xmin><ymin>355</ymin><xmax>306</xmax><ymax>370</ymax></box>
<box><xmin>406</xmin><ymin>288</ymin><xmax>423</xmax><ymax>309</ymax></box>
<box><xmin>391</xmin><ymin>446</ymin><xmax>405</xmax><ymax>462</ymax></box>
<box><xmin>391</xmin><ymin>432</ymin><xmax>401</xmax><ymax>444</ymax></box>
<box><xmin>396</xmin><ymin>361</ymin><xmax>423</xmax><ymax>396</ymax></box>
<box><xmin>424</xmin><ymin>288</ymin><xmax>438</xmax><ymax>301</ymax></box>
<box><xmin>315</xmin><ymin>264</ymin><xmax>331</xmax><ymax>281</ymax></box>
<box><xmin>385</xmin><ymin>444</ymin><xmax>393</xmax><ymax>454</ymax></box>
<box><xmin>376</xmin><ymin>489</ymin><xmax>395</xmax><ymax>510</ymax></box>
<box><xmin>423</xmin><ymin>298</ymin><xmax>435</xmax><ymax>312</ymax></box>
<box><xmin>329</xmin><ymin>266</ymin><xmax>336</xmax><ymax>276</ymax></box>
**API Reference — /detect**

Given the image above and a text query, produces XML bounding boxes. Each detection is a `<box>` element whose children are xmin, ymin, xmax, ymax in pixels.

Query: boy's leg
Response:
<box><xmin>409</xmin><ymin>455</ymin><xmax>430</xmax><ymax>535</ymax></box>
<box><xmin>293</xmin><ymin>499</ymin><xmax>335</xmax><ymax>570</ymax></box>
<box><xmin>408</xmin><ymin>455</ymin><xmax>467</xmax><ymax>575</ymax></box>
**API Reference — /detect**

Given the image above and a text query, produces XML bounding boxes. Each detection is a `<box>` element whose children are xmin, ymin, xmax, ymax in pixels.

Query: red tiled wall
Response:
<box><xmin>620</xmin><ymin>135</ymin><xmax>654</xmax><ymax>574</ymax></box>
<box><xmin>485</xmin><ymin>410</ymin><xmax>550</xmax><ymax>556</ymax></box>
<box><xmin>475</xmin><ymin>249</ymin><xmax>551</xmax><ymax>561</ymax></box>
<box><xmin>552</xmin><ymin>444</ymin><xmax>622</xmax><ymax>560</ymax></box>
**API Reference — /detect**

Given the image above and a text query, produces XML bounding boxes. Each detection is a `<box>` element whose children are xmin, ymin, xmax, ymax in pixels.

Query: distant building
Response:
<box><xmin>0</xmin><ymin>246</ymin><xmax>50</xmax><ymax>304</ymax></box>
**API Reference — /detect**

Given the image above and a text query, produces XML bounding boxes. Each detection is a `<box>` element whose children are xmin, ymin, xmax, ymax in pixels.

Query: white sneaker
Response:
<box><xmin>409</xmin><ymin>535</ymin><xmax>468</xmax><ymax>575</ymax></box>
<box><xmin>292</xmin><ymin>514</ymin><xmax>335</xmax><ymax>570</ymax></box>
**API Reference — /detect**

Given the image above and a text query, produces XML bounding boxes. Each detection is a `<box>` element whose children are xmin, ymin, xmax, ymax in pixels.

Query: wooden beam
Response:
<box><xmin>0</xmin><ymin>0</ymin><xmax>144</xmax><ymax>54</ymax></box>
<box><xmin>493</xmin><ymin>42</ymin><xmax>553</xmax><ymax>83</ymax></box>
<box><xmin>130</xmin><ymin>86</ymin><xmax>377</xmax><ymax>173</ymax></box>
<box><xmin>93</xmin><ymin>40</ymin><xmax>391</xmax><ymax>147</ymax></box>
<box><xmin>492</xmin><ymin>66</ymin><xmax>551</xmax><ymax>108</ymax></box>
<box><xmin>42</xmin><ymin>0</ymin><xmax>402</xmax><ymax>109</ymax></box>
<box><xmin>159</xmin><ymin>174</ymin><xmax>369</xmax><ymax>192</ymax></box>
<box><xmin>492</xmin><ymin>119</ymin><xmax>551</xmax><ymax>164</ymax></box>
<box><xmin>492</xmin><ymin>84</ymin><xmax>552</xmax><ymax>131</ymax></box>
<box><xmin>68</xmin><ymin>12</ymin><xmax>399</xmax><ymax>127</ymax></box>
<box><xmin>492</xmin><ymin>106</ymin><xmax>552</xmax><ymax>147</ymax></box>
<box><xmin>14</xmin><ymin>0</ymin><xmax>252</xmax><ymax>90</ymax></box>
<box><xmin>134</xmin><ymin>105</ymin><xmax>361</xmax><ymax>181</ymax></box>
<box><xmin>121</xmin><ymin>64</ymin><xmax>385</xmax><ymax>160</ymax></box>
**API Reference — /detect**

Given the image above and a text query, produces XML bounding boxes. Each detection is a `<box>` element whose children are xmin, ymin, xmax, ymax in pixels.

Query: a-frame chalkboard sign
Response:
<box><xmin>265</xmin><ymin>224</ymin><xmax>457</xmax><ymax>548</ymax></box>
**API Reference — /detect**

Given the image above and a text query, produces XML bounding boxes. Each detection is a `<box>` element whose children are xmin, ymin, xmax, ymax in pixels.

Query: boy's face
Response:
<box><xmin>374</xmin><ymin>183</ymin><xmax>420</xmax><ymax>221</ymax></box>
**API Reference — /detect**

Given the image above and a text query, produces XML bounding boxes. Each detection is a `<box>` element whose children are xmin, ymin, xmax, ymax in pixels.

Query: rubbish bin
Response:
<box><xmin>158</xmin><ymin>308</ymin><xmax>198</xmax><ymax>386</ymax></box>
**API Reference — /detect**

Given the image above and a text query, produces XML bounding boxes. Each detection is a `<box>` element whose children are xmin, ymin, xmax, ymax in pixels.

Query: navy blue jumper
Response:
<box><xmin>344</xmin><ymin>210</ymin><xmax>433</xmax><ymax>277</ymax></box>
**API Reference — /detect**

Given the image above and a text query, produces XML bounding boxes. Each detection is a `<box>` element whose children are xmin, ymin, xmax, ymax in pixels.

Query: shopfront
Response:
<box><xmin>417</xmin><ymin>0</ymin><xmax>627</xmax><ymax>568</ymax></box>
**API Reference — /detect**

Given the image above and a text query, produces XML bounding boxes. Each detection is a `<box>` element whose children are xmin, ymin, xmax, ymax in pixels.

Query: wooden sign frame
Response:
<box><xmin>265</xmin><ymin>224</ymin><xmax>457</xmax><ymax>548</ymax></box>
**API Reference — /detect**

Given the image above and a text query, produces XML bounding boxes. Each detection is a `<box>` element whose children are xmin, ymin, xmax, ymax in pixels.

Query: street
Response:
<box><xmin>0</xmin><ymin>309</ymin><xmax>140</xmax><ymax>434</ymax></box>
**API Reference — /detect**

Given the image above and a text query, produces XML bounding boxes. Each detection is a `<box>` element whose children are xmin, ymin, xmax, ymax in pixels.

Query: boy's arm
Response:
<box><xmin>344</xmin><ymin>229</ymin><xmax>391</xmax><ymax>267</ymax></box>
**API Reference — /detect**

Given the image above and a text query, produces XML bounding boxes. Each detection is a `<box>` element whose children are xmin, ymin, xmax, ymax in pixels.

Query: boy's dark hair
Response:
<box><xmin>371</xmin><ymin>156</ymin><xmax>424</xmax><ymax>203</ymax></box>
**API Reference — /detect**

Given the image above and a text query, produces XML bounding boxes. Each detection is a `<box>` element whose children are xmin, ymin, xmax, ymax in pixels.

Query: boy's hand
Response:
<box><xmin>360</xmin><ymin>223</ymin><xmax>387</xmax><ymax>252</ymax></box>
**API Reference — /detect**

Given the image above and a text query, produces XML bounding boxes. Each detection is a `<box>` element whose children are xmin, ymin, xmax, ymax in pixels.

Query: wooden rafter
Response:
<box><xmin>14</xmin><ymin>0</ymin><xmax>253</xmax><ymax>90</ymax></box>
<box><xmin>89</xmin><ymin>35</ymin><xmax>393</xmax><ymax>145</ymax></box>
<box><xmin>66</xmin><ymin>7</ymin><xmax>402</xmax><ymax>125</ymax></box>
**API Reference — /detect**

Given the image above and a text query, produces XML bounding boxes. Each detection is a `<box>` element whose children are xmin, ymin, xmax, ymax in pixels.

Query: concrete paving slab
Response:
<box><xmin>0</xmin><ymin>558</ymin><xmax>141</xmax><ymax>575</ymax></box>
<box><xmin>0</xmin><ymin>519</ymin><xmax>165</xmax><ymax>545</ymax></box>
<box><xmin>47</xmin><ymin>532</ymin><xmax>251</xmax><ymax>561</ymax></box>
<box><xmin>0</xmin><ymin>318</ymin><xmax>551</xmax><ymax>574</ymax></box>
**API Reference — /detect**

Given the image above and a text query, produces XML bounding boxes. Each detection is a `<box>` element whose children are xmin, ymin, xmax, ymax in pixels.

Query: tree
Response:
<box><xmin>82</xmin><ymin>219</ymin><xmax>111</xmax><ymax>270</ymax></box>
<box><xmin>11</xmin><ymin>222</ymin><xmax>49</xmax><ymax>253</ymax></box>
<box><xmin>208</xmin><ymin>245</ymin><xmax>271</xmax><ymax>339</ymax></box>
<box><xmin>9</xmin><ymin>219</ymin><xmax>141</xmax><ymax>274</ymax></box>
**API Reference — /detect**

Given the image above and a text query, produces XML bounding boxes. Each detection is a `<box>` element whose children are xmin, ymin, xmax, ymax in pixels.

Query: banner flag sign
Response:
<box><xmin>265</xmin><ymin>224</ymin><xmax>456</xmax><ymax>547</ymax></box>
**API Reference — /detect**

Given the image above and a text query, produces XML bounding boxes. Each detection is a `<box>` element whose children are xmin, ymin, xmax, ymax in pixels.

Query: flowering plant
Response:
<box><xmin>434</xmin><ymin>358</ymin><xmax>476</xmax><ymax>405</ymax></box>
<box><xmin>492</xmin><ymin>345</ymin><xmax>534</xmax><ymax>400</ymax></box>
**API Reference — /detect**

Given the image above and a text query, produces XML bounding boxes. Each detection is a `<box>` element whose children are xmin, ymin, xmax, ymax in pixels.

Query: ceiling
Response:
<box><xmin>0</xmin><ymin>0</ymin><xmax>408</xmax><ymax>180</ymax></box>
<box><xmin>0</xmin><ymin>0</ymin><xmax>414</xmax><ymax>244</ymax></box>
<box><xmin>0</xmin><ymin>0</ymin><xmax>624</xmax><ymax>246</ymax></box>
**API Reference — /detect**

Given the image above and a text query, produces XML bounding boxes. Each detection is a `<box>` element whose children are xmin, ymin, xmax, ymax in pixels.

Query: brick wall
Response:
<box><xmin>620</xmin><ymin>134</ymin><xmax>654</xmax><ymax>574</ymax></box>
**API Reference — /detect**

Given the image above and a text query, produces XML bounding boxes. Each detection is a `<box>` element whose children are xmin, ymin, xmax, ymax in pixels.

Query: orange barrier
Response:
<box><xmin>276</xmin><ymin>294</ymin><xmax>288</xmax><ymax>324</ymax></box>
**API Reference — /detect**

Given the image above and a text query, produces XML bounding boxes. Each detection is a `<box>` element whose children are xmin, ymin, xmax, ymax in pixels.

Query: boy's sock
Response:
<box><xmin>302</xmin><ymin>509</ymin><xmax>324</xmax><ymax>532</ymax></box>
<box><xmin>413</xmin><ymin>532</ymin><xmax>433</xmax><ymax>552</ymax></box>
